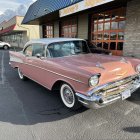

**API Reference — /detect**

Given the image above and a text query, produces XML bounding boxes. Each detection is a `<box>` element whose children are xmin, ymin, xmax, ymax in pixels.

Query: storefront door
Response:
<box><xmin>42</xmin><ymin>24</ymin><xmax>54</xmax><ymax>38</ymax></box>
<box><xmin>91</xmin><ymin>7</ymin><xmax>126</xmax><ymax>56</ymax></box>
<box><xmin>61</xmin><ymin>18</ymin><xmax>77</xmax><ymax>38</ymax></box>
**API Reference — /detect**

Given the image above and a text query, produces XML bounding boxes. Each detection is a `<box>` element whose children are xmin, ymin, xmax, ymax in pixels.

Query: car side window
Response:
<box><xmin>24</xmin><ymin>45</ymin><xmax>33</xmax><ymax>57</ymax></box>
<box><xmin>32</xmin><ymin>44</ymin><xmax>45</xmax><ymax>57</ymax></box>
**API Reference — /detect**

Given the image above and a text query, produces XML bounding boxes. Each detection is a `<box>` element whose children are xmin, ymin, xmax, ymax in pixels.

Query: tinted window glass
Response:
<box><xmin>110</xmin><ymin>42</ymin><xmax>116</xmax><ymax>50</ymax></box>
<box><xmin>32</xmin><ymin>44</ymin><xmax>45</xmax><ymax>57</ymax></box>
<box><xmin>48</xmin><ymin>41</ymin><xmax>89</xmax><ymax>58</ymax></box>
<box><xmin>117</xmin><ymin>42</ymin><xmax>123</xmax><ymax>50</ymax></box>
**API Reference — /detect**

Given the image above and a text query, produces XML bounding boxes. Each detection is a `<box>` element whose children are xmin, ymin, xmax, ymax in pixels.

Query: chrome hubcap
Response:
<box><xmin>63</xmin><ymin>88</ymin><xmax>74</xmax><ymax>104</ymax></box>
<box><xmin>4</xmin><ymin>46</ymin><xmax>8</xmax><ymax>49</ymax></box>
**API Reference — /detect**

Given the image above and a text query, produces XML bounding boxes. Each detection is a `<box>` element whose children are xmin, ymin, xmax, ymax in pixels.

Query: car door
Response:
<box><xmin>22</xmin><ymin>44</ymin><xmax>34</xmax><ymax>79</ymax></box>
<box><xmin>23</xmin><ymin>43</ymin><xmax>47</xmax><ymax>84</ymax></box>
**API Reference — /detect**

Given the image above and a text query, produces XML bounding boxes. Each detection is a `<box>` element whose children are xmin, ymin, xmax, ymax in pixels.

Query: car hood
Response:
<box><xmin>49</xmin><ymin>53</ymin><xmax>137</xmax><ymax>86</ymax></box>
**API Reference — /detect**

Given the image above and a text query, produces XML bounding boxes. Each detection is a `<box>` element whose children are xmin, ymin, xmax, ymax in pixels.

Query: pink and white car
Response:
<box><xmin>9</xmin><ymin>38</ymin><xmax>140</xmax><ymax>110</ymax></box>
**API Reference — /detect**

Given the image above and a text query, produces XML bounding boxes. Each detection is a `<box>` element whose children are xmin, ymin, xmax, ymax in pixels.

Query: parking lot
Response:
<box><xmin>0</xmin><ymin>49</ymin><xmax>140</xmax><ymax>140</ymax></box>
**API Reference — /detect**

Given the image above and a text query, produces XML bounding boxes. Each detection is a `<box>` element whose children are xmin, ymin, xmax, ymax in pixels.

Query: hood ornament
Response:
<box><xmin>120</xmin><ymin>57</ymin><xmax>128</xmax><ymax>63</ymax></box>
<box><xmin>96</xmin><ymin>62</ymin><xmax>105</xmax><ymax>70</ymax></box>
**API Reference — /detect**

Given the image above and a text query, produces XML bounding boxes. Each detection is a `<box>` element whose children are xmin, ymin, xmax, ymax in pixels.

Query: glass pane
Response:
<box><xmin>68</xmin><ymin>27</ymin><xmax>71</xmax><ymax>33</ymax></box>
<box><xmin>117</xmin><ymin>42</ymin><xmax>123</xmax><ymax>50</ymax></box>
<box><xmin>97</xmin><ymin>33</ymin><xmax>103</xmax><ymax>40</ymax></box>
<box><xmin>103</xmin><ymin>42</ymin><xmax>109</xmax><ymax>50</ymax></box>
<box><xmin>72</xmin><ymin>26</ymin><xmax>76</xmax><ymax>33</ymax></box>
<box><xmin>110</xmin><ymin>42</ymin><xmax>116</xmax><ymax>50</ymax></box>
<box><xmin>104</xmin><ymin>32</ymin><xmax>110</xmax><ymax>40</ymax></box>
<box><xmin>94</xmin><ymin>24</ymin><xmax>97</xmax><ymax>31</ymax></box>
<box><xmin>119</xmin><ymin>20</ymin><xmax>125</xmax><ymax>30</ymax></box>
<box><xmin>98</xmin><ymin>23</ymin><xmax>103</xmax><ymax>31</ymax></box>
<box><xmin>118</xmin><ymin>32</ymin><xmax>124</xmax><ymax>40</ymax></box>
<box><xmin>111</xmin><ymin>21</ymin><xmax>118</xmax><ymax>30</ymax></box>
<box><xmin>104</xmin><ymin>22</ymin><xmax>110</xmax><ymax>30</ymax></box>
<box><xmin>110</xmin><ymin>32</ymin><xmax>117</xmax><ymax>40</ymax></box>
<box><xmin>97</xmin><ymin>42</ymin><xmax>102</xmax><ymax>48</ymax></box>
<box><xmin>64</xmin><ymin>28</ymin><xmax>68</xmax><ymax>33</ymax></box>
<box><xmin>92</xmin><ymin>34</ymin><xmax>97</xmax><ymax>40</ymax></box>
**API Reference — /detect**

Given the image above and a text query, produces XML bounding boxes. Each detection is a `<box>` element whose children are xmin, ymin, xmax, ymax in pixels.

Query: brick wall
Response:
<box><xmin>124</xmin><ymin>0</ymin><xmax>140</xmax><ymax>58</ymax></box>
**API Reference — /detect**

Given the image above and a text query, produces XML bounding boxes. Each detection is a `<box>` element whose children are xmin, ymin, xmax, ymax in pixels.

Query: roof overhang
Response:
<box><xmin>0</xmin><ymin>24</ymin><xmax>16</xmax><ymax>35</ymax></box>
<box><xmin>23</xmin><ymin>0</ymin><xmax>129</xmax><ymax>25</ymax></box>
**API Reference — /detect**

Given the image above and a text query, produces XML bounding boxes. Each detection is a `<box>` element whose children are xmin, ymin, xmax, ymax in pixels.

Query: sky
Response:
<box><xmin>0</xmin><ymin>0</ymin><xmax>36</xmax><ymax>23</ymax></box>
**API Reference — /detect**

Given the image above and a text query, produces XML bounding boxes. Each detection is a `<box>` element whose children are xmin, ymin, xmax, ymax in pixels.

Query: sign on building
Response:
<box><xmin>60</xmin><ymin>0</ymin><xmax>114</xmax><ymax>17</ymax></box>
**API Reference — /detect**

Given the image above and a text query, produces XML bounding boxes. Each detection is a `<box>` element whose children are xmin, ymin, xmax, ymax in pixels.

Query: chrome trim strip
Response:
<box><xmin>23</xmin><ymin>62</ymin><xmax>86</xmax><ymax>84</ymax></box>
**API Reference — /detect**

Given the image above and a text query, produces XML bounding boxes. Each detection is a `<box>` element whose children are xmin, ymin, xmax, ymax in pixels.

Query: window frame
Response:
<box><xmin>61</xmin><ymin>18</ymin><xmax>78</xmax><ymax>38</ymax></box>
<box><xmin>91</xmin><ymin>7</ymin><xmax>126</xmax><ymax>54</ymax></box>
<box><xmin>42</xmin><ymin>24</ymin><xmax>54</xmax><ymax>38</ymax></box>
<box><xmin>24</xmin><ymin>43</ymin><xmax>48</xmax><ymax>58</ymax></box>
<box><xmin>23</xmin><ymin>44</ymin><xmax>33</xmax><ymax>57</ymax></box>
<box><xmin>47</xmin><ymin>40</ymin><xmax>90</xmax><ymax>58</ymax></box>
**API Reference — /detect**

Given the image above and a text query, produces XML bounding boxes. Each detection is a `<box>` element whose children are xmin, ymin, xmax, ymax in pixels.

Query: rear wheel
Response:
<box><xmin>3</xmin><ymin>45</ymin><xmax>9</xmax><ymax>50</ymax></box>
<box><xmin>18</xmin><ymin>68</ymin><xmax>27</xmax><ymax>80</ymax></box>
<box><xmin>60</xmin><ymin>83</ymin><xmax>81</xmax><ymax>110</ymax></box>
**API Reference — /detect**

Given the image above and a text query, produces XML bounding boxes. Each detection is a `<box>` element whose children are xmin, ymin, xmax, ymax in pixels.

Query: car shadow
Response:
<box><xmin>123</xmin><ymin>126</ymin><xmax>140</xmax><ymax>133</ymax></box>
<box><xmin>7</xmin><ymin>72</ymin><xmax>88</xmax><ymax>125</ymax></box>
<box><xmin>127</xmin><ymin>89</ymin><xmax>140</xmax><ymax>106</ymax></box>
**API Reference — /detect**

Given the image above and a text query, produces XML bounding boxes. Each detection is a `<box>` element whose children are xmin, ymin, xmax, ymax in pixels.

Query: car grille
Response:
<box><xmin>96</xmin><ymin>75</ymin><xmax>138</xmax><ymax>98</ymax></box>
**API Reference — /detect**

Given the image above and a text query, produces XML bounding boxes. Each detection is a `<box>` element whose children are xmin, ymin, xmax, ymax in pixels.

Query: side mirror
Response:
<box><xmin>25</xmin><ymin>54</ymin><xmax>29</xmax><ymax>57</ymax></box>
<box><xmin>36</xmin><ymin>53</ymin><xmax>41</xmax><ymax>58</ymax></box>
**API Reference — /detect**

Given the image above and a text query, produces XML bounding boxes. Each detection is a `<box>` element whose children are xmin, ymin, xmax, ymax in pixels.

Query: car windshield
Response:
<box><xmin>47</xmin><ymin>41</ymin><xmax>90</xmax><ymax>58</ymax></box>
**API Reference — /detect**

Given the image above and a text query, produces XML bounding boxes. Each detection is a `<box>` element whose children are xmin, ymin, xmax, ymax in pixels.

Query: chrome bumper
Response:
<box><xmin>76</xmin><ymin>75</ymin><xmax>140</xmax><ymax>109</ymax></box>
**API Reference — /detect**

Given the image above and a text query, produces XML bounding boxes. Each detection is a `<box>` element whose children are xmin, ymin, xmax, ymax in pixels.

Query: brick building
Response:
<box><xmin>23</xmin><ymin>0</ymin><xmax>140</xmax><ymax>58</ymax></box>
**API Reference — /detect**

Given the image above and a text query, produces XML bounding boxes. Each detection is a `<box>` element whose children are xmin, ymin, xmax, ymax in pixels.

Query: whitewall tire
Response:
<box><xmin>18</xmin><ymin>68</ymin><xmax>26</xmax><ymax>80</ymax></box>
<box><xmin>60</xmin><ymin>83</ymin><xmax>81</xmax><ymax>110</ymax></box>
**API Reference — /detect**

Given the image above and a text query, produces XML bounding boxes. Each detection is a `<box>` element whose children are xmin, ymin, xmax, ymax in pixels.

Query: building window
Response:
<box><xmin>42</xmin><ymin>24</ymin><xmax>53</xmax><ymax>38</ymax></box>
<box><xmin>61</xmin><ymin>18</ymin><xmax>77</xmax><ymax>38</ymax></box>
<box><xmin>91</xmin><ymin>7</ymin><xmax>126</xmax><ymax>55</ymax></box>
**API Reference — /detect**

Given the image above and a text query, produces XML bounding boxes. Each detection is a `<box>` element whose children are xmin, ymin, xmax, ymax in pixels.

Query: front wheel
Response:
<box><xmin>60</xmin><ymin>83</ymin><xmax>81</xmax><ymax>110</ymax></box>
<box><xmin>18</xmin><ymin>68</ymin><xmax>27</xmax><ymax>80</ymax></box>
<box><xmin>3</xmin><ymin>45</ymin><xmax>9</xmax><ymax>50</ymax></box>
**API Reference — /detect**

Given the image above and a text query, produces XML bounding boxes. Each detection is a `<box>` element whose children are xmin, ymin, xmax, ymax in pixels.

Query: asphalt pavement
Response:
<box><xmin>0</xmin><ymin>49</ymin><xmax>140</xmax><ymax>140</ymax></box>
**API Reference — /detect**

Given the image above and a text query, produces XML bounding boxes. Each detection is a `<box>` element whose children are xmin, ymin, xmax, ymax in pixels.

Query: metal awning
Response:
<box><xmin>0</xmin><ymin>25</ymin><xmax>16</xmax><ymax>35</ymax></box>
<box><xmin>22</xmin><ymin>0</ymin><xmax>83</xmax><ymax>24</ymax></box>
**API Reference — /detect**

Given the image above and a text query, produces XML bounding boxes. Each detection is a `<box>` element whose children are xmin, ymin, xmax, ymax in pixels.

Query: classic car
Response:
<box><xmin>0</xmin><ymin>41</ymin><xmax>11</xmax><ymax>50</ymax></box>
<box><xmin>9</xmin><ymin>38</ymin><xmax>140</xmax><ymax>110</ymax></box>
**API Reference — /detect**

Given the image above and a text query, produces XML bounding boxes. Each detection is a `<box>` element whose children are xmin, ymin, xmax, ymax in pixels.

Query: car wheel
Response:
<box><xmin>60</xmin><ymin>83</ymin><xmax>81</xmax><ymax>110</ymax></box>
<box><xmin>18</xmin><ymin>68</ymin><xmax>27</xmax><ymax>80</ymax></box>
<box><xmin>3</xmin><ymin>45</ymin><xmax>9</xmax><ymax>50</ymax></box>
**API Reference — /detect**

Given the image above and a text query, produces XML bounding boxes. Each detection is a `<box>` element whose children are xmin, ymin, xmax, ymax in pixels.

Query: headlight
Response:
<box><xmin>136</xmin><ymin>64</ymin><xmax>140</xmax><ymax>73</ymax></box>
<box><xmin>89</xmin><ymin>75</ymin><xmax>99</xmax><ymax>87</ymax></box>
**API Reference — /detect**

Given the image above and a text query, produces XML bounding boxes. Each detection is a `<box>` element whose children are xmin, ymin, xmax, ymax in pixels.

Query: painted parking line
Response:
<box><xmin>0</xmin><ymin>52</ymin><xmax>4</xmax><ymax>84</ymax></box>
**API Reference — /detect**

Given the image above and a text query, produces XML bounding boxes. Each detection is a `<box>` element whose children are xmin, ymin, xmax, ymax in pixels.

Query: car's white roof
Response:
<box><xmin>25</xmin><ymin>38</ymin><xmax>85</xmax><ymax>46</ymax></box>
